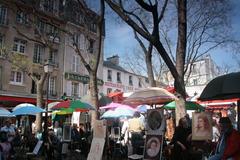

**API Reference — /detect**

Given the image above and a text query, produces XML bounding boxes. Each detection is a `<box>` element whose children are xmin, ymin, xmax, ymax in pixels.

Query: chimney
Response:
<box><xmin>107</xmin><ymin>55</ymin><xmax>119</xmax><ymax>65</ymax></box>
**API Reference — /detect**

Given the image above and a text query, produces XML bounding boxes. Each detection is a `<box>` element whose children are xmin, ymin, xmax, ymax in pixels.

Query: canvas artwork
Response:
<box><xmin>63</xmin><ymin>124</ymin><xmax>71</xmax><ymax>142</ymax></box>
<box><xmin>93</xmin><ymin>120</ymin><xmax>106</xmax><ymax>138</ymax></box>
<box><xmin>146</xmin><ymin>109</ymin><xmax>165</xmax><ymax>135</ymax></box>
<box><xmin>192</xmin><ymin>112</ymin><xmax>213</xmax><ymax>140</ymax></box>
<box><xmin>87</xmin><ymin>138</ymin><xmax>105</xmax><ymax>160</ymax></box>
<box><xmin>144</xmin><ymin>135</ymin><xmax>162</xmax><ymax>160</ymax></box>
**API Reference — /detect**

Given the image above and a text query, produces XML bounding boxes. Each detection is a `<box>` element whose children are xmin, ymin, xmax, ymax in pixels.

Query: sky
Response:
<box><xmin>87</xmin><ymin>0</ymin><xmax>240</xmax><ymax>71</ymax></box>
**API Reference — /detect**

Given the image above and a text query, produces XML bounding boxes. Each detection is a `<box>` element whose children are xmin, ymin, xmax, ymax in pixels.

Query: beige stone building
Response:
<box><xmin>0</xmin><ymin>0</ymin><xmax>103</xmax><ymax>108</ymax></box>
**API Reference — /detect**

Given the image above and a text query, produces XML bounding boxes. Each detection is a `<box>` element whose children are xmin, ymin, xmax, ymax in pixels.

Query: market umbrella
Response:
<box><xmin>12</xmin><ymin>103</ymin><xmax>36</xmax><ymax>111</ymax></box>
<box><xmin>164</xmin><ymin>101</ymin><xmax>204</xmax><ymax>111</ymax></box>
<box><xmin>11</xmin><ymin>105</ymin><xmax>45</xmax><ymax>116</ymax></box>
<box><xmin>52</xmin><ymin>107</ymin><xmax>87</xmax><ymax>115</ymax></box>
<box><xmin>0</xmin><ymin>107</ymin><xmax>14</xmax><ymax>117</ymax></box>
<box><xmin>101</xmin><ymin>107</ymin><xmax>136</xmax><ymax>119</ymax></box>
<box><xmin>136</xmin><ymin>105</ymin><xmax>151</xmax><ymax>113</ymax></box>
<box><xmin>123</xmin><ymin>87</ymin><xmax>177</xmax><ymax>105</ymax></box>
<box><xmin>198</xmin><ymin>72</ymin><xmax>240</xmax><ymax>130</ymax></box>
<box><xmin>51</xmin><ymin>100</ymin><xmax>95</xmax><ymax>111</ymax></box>
<box><xmin>199</xmin><ymin>72</ymin><xmax>240</xmax><ymax>101</ymax></box>
<box><xmin>48</xmin><ymin>102</ymin><xmax>60</xmax><ymax>111</ymax></box>
<box><xmin>100</xmin><ymin>102</ymin><xmax>131</xmax><ymax>110</ymax></box>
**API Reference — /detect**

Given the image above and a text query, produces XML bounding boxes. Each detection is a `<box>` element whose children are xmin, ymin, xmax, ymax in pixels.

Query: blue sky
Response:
<box><xmin>87</xmin><ymin>0</ymin><xmax>240</xmax><ymax>70</ymax></box>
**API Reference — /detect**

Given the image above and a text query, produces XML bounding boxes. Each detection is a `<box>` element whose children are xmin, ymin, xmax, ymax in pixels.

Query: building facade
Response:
<box><xmin>102</xmin><ymin>55</ymin><xmax>151</xmax><ymax>94</ymax></box>
<box><xmin>161</xmin><ymin>55</ymin><xmax>219</xmax><ymax>97</ymax></box>
<box><xmin>0</xmin><ymin>0</ymin><xmax>103</xmax><ymax>108</ymax></box>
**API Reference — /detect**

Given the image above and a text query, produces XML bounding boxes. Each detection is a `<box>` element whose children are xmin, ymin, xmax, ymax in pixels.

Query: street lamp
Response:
<box><xmin>43</xmin><ymin>60</ymin><xmax>54</xmax><ymax>145</ymax></box>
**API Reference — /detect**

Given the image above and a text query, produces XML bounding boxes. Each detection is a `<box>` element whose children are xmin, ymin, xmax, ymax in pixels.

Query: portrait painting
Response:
<box><xmin>147</xmin><ymin>109</ymin><xmax>162</xmax><ymax>130</ymax></box>
<box><xmin>192</xmin><ymin>112</ymin><xmax>212</xmax><ymax>140</ymax></box>
<box><xmin>144</xmin><ymin>135</ymin><xmax>162</xmax><ymax>160</ymax></box>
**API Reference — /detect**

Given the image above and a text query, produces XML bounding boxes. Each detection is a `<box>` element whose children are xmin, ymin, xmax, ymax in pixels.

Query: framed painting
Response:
<box><xmin>144</xmin><ymin>135</ymin><xmax>163</xmax><ymax>160</ymax></box>
<box><xmin>192</xmin><ymin>112</ymin><xmax>212</xmax><ymax>140</ymax></box>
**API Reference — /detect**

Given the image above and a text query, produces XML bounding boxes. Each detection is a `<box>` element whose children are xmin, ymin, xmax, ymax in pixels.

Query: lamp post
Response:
<box><xmin>43</xmin><ymin>60</ymin><xmax>53</xmax><ymax>145</ymax></box>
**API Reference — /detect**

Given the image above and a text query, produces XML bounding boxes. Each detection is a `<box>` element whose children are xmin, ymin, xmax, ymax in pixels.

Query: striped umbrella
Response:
<box><xmin>123</xmin><ymin>87</ymin><xmax>177</xmax><ymax>105</ymax></box>
<box><xmin>51</xmin><ymin>100</ymin><xmax>95</xmax><ymax>112</ymax></box>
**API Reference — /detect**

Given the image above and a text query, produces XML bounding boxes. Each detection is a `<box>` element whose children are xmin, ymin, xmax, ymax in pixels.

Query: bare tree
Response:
<box><xmin>67</xmin><ymin>0</ymin><xmax>105</xmax><ymax>125</ymax></box>
<box><xmin>104</xmin><ymin>0</ymin><xmax>187</xmax><ymax>122</ymax></box>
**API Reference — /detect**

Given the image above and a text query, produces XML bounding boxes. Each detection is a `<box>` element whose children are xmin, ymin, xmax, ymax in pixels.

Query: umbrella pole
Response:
<box><xmin>238</xmin><ymin>100</ymin><xmax>240</xmax><ymax>131</ymax></box>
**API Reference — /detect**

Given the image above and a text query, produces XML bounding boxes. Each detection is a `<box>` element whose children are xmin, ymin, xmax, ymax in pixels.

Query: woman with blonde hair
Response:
<box><xmin>195</xmin><ymin>113</ymin><xmax>211</xmax><ymax>137</ymax></box>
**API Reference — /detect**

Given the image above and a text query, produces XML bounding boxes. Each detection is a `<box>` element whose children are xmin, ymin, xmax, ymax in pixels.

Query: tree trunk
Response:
<box><xmin>145</xmin><ymin>44</ymin><xmax>156</xmax><ymax>87</ymax></box>
<box><xmin>175</xmin><ymin>0</ymin><xmax>187</xmax><ymax>125</ymax></box>
<box><xmin>35</xmin><ymin>80</ymin><xmax>44</xmax><ymax>132</ymax></box>
<box><xmin>89</xmin><ymin>71</ymin><xmax>99</xmax><ymax>129</ymax></box>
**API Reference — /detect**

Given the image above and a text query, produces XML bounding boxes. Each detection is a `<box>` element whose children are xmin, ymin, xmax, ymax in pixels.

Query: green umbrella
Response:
<box><xmin>52</xmin><ymin>100</ymin><xmax>95</xmax><ymax>111</ymax></box>
<box><xmin>164</xmin><ymin>101</ymin><xmax>204</xmax><ymax>111</ymax></box>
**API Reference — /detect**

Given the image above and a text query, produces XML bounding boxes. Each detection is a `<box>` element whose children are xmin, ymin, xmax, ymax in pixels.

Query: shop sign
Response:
<box><xmin>65</xmin><ymin>72</ymin><xmax>104</xmax><ymax>86</ymax></box>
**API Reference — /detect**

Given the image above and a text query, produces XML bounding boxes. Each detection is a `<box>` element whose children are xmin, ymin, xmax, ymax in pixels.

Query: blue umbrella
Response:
<box><xmin>0</xmin><ymin>107</ymin><xmax>14</xmax><ymax>117</ymax></box>
<box><xmin>12</xmin><ymin>103</ymin><xmax>36</xmax><ymax>111</ymax></box>
<box><xmin>101</xmin><ymin>107</ymin><xmax>136</xmax><ymax>119</ymax></box>
<box><xmin>136</xmin><ymin>105</ymin><xmax>151</xmax><ymax>113</ymax></box>
<box><xmin>11</xmin><ymin>105</ymin><xmax>45</xmax><ymax>116</ymax></box>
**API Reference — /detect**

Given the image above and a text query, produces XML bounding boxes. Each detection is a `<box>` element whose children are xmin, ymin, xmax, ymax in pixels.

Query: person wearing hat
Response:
<box><xmin>208</xmin><ymin>117</ymin><xmax>240</xmax><ymax>160</ymax></box>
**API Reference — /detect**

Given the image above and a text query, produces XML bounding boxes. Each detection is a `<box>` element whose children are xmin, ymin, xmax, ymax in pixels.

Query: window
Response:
<box><xmin>49</xmin><ymin>76</ymin><xmax>56</xmax><ymax>96</ymax></box>
<box><xmin>107</xmin><ymin>70</ymin><xmax>112</xmax><ymax>81</ymax></box>
<box><xmin>107</xmin><ymin>88</ymin><xmax>112</xmax><ymax>94</ymax></box>
<box><xmin>40</xmin><ymin>0</ymin><xmax>59</xmax><ymax>14</ymax></box>
<box><xmin>129</xmin><ymin>76</ymin><xmax>133</xmax><ymax>86</ymax></box>
<box><xmin>10</xmin><ymin>71</ymin><xmax>23</xmax><ymax>85</ymax></box>
<box><xmin>0</xmin><ymin>35</ymin><xmax>4</xmax><ymax>57</ymax></box>
<box><xmin>88</xmin><ymin>39</ymin><xmax>95</xmax><ymax>54</ymax></box>
<box><xmin>71</xmin><ymin>82</ymin><xmax>79</xmax><ymax>97</ymax></box>
<box><xmin>0</xmin><ymin>5</ymin><xmax>7</xmax><ymax>25</ymax></box>
<box><xmin>49</xmin><ymin>50</ymin><xmax>57</xmax><ymax>65</ymax></box>
<box><xmin>117</xmin><ymin>72</ymin><xmax>121</xmax><ymax>83</ymax></box>
<box><xmin>48</xmin><ymin>24</ymin><xmax>59</xmax><ymax>37</ymax></box>
<box><xmin>33</xmin><ymin>44</ymin><xmax>44</xmax><ymax>64</ymax></box>
<box><xmin>13</xmin><ymin>38</ymin><xmax>26</xmax><ymax>53</ymax></box>
<box><xmin>71</xmin><ymin>55</ymin><xmax>80</xmax><ymax>72</ymax></box>
<box><xmin>16</xmin><ymin>10</ymin><xmax>28</xmax><ymax>24</ymax></box>
<box><xmin>73</xmin><ymin>34</ymin><xmax>80</xmax><ymax>47</ymax></box>
<box><xmin>192</xmin><ymin>64</ymin><xmax>197</xmax><ymax>74</ymax></box>
<box><xmin>145</xmin><ymin>78</ymin><xmax>149</xmax><ymax>83</ymax></box>
<box><xmin>138</xmin><ymin>79</ymin><xmax>142</xmax><ymax>88</ymax></box>
<box><xmin>193</xmin><ymin>79</ymin><xmax>198</xmax><ymax>85</ymax></box>
<box><xmin>89</xmin><ymin>23</ymin><xmax>97</xmax><ymax>33</ymax></box>
<box><xmin>76</xmin><ymin>12</ymin><xmax>84</xmax><ymax>25</ymax></box>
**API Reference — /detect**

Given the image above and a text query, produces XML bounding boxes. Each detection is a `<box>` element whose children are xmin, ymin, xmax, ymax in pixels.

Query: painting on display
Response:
<box><xmin>93</xmin><ymin>120</ymin><xmax>106</xmax><ymax>138</ymax></box>
<box><xmin>146</xmin><ymin>109</ymin><xmax>165</xmax><ymax>135</ymax></box>
<box><xmin>144</xmin><ymin>135</ymin><xmax>163</xmax><ymax>160</ymax></box>
<box><xmin>192</xmin><ymin>112</ymin><xmax>212</xmax><ymax>140</ymax></box>
<box><xmin>87</xmin><ymin>138</ymin><xmax>105</xmax><ymax>160</ymax></box>
<box><xmin>62</xmin><ymin>123</ymin><xmax>71</xmax><ymax>142</ymax></box>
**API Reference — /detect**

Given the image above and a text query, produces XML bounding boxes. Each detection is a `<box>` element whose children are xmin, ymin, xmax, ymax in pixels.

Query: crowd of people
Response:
<box><xmin>0</xmin><ymin>103</ymin><xmax>239</xmax><ymax>160</ymax></box>
<box><xmin>0</xmin><ymin>117</ymin><xmax>92</xmax><ymax>160</ymax></box>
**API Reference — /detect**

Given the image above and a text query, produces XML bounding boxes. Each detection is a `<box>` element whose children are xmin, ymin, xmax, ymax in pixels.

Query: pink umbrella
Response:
<box><xmin>100</xmin><ymin>102</ymin><xmax>136</xmax><ymax>111</ymax></box>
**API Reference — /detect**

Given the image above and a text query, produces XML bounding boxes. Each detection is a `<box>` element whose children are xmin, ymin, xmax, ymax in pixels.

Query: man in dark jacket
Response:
<box><xmin>208</xmin><ymin>117</ymin><xmax>240</xmax><ymax>160</ymax></box>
